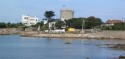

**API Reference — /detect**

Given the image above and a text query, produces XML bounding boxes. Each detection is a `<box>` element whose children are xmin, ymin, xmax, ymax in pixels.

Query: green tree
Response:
<box><xmin>32</xmin><ymin>21</ymin><xmax>43</xmax><ymax>27</ymax></box>
<box><xmin>65</xmin><ymin>20</ymin><xmax>71</xmax><ymax>27</ymax></box>
<box><xmin>41</xmin><ymin>24</ymin><xmax>49</xmax><ymax>31</ymax></box>
<box><xmin>112</xmin><ymin>23</ymin><xmax>125</xmax><ymax>30</ymax></box>
<box><xmin>44</xmin><ymin>11</ymin><xmax>55</xmax><ymax>31</ymax></box>
<box><xmin>71</xmin><ymin>18</ymin><xmax>84</xmax><ymax>29</ymax></box>
<box><xmin>55</xmin><ymin>20</ymin><xmax>65</xmax><ymax>29</ymax></box>
<box><xmin>10</xmin><ymin>23</ymin><xmax>17</xmax><ymax>28</ymax></box>
<box><xmin>65</xmin><ymin>17</ymin><xmax>102</xmax><ymax>29</ymax></box>
<box><xmin>6</xmin><ymin>22</ymin><xmax>11</xmax><ymax>28</ymax></box>
<box><xmin>44</xmin><ymin>11</ymin><xmax>55</xmax><ymax>23</ymax></box>
<box><xmin>0</xmin><ymin>22</ymin><xmax>6</xmax><ymax>28</ymax></box>
<box><xmin>17</xmin><ymin>22</ymin><xmax>23</xmax><ymax>26</ymax></box>
<box><xmin>85</xmin><ymin>16</ymin><xmax>103</xmax><ymax>29</ymax></box>
<box><xmin>65</xmin><ymin>18</ymin><xmax>85</xmax><ymax>29</ymax></box>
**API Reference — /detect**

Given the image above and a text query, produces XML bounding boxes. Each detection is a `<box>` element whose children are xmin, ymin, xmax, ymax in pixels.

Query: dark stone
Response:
<box><xmin>119</xmin><ymin>55</ymin><xmax>125</xmax><ymax>59</ymax></box>
<box><xmin>65</xmin><ymin>42</ymin><xmax>71</xmax><ymax>44</ymax></box>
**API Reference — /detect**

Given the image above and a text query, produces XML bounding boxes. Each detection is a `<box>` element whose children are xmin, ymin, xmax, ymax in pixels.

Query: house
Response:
<box><xmin>21</xmin><ymin>15</ymin><xmax>39</xmax><ymax>26</ymax></box>
<box><xmin>49</xmin><ymin>22</ymin><xmax>56</xmax><ymax>30</ymax></box>
<box><xmin>106</xmin><ymin>19</ymin><xmax>123</xmax><ymax>26</ymax></box>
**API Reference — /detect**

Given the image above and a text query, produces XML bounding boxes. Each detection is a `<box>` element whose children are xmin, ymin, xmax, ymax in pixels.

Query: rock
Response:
<box><xmin>65</xmin><ymin>42</ymin><xmax>72</xmax><ymax>44</ymax></box>
<box><xmin>119</xmin><ymin>55</ymin><xmax>125</xmax><ymax>59</ymax></box>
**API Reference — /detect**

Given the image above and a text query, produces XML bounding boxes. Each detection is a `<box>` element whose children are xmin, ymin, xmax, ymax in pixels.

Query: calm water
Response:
<box><xmin>0</xmin><ymin>35</ymin><xmax>125</xmax><ymax>59</ymax></box>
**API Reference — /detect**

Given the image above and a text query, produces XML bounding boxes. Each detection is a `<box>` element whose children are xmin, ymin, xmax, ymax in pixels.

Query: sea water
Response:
<box><xmin>0</xmin><ymin>35</ymin><xmax>125</xmax><ymax>59</ymax></box>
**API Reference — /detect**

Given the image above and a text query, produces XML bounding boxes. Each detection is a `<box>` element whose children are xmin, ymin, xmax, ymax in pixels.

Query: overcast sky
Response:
<box><xmin>0</xmin><ymin>0</ymin><xmax>125</xmax><ymax>23</ymax></box>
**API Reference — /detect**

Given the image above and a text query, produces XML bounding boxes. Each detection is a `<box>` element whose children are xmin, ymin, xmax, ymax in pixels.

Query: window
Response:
<box><xmin>24</xmin><ymin>17</ymin><xmax>28</xmax><ymax>19</ymax></box>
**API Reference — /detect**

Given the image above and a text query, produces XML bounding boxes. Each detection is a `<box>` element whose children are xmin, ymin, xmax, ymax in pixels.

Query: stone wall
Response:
<box><xmin>0</xmin><ymin>28</ymin><xmax>19</xmax><ymax>35</ymax></box>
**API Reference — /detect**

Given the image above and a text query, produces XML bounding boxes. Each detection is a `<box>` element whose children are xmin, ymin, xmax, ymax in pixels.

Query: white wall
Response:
<box><xmin>21</xmin><ymin>15</ymin><xmax>39</xmax><ymax>26</ymax></box>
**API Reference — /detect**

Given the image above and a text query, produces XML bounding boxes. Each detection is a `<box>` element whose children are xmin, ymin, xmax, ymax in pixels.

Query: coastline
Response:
<box><xmin>1</xmin><ymin>28</ymin><xmax>125</xmax><ymax>40</ymax></box>
<box><xmin>20</xmin><ymin>30</ymin><xmax>125</xmax><ymax>40</ymax></box>
<box><xmin>0</xmin><ymin>28</ymin><xmax>19</xmax><ymax>35</ymax></box>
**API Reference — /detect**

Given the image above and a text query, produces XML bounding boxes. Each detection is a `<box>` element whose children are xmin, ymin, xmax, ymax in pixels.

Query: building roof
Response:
<box><xmin>61</xmin><ymin>8</ymin><xmax>73</xmax><ymax>11</ymax></box>
<box><xmin>106</xmin><ymin>19</ymin><xmax>123</xmax><ymax>24</ymax></box>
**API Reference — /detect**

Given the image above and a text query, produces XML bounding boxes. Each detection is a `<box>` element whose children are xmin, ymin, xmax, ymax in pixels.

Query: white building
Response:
<box><xmin>21</xmin><ymin>15</ymin><xmax>39</xmax><ymax>26</ymax></box>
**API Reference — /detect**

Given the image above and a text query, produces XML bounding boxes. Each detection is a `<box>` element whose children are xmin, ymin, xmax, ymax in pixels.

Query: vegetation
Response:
<box><xmin>65</xmin><ymin>16</ymin><xmax>103</xmax><ymax>29</ymax></box>
<box><xmin>0</xmin><ymin>22</ymin><xmax>6</xmax><ymax>28</ymax></box>
<box><xmin>41</xmin><ymin>24</ymin><xmax>48</xmax><ymax>31</ymax></box>
<box><xmin>102</xmin><ymin>23</ymin><xmax>125</xmax><ymax>30</ymax></box>
<box><xmin>32</xmin><ymin>21</ymin><xmax>44</xmax><ymax>28</ymax></box>
<box><xmin>55</xmin><ymin>20</ymin><xmax>65</xmax><ymax>29</ymax></box>
<box><xmin>65</xmin><ymin>18</ymin><xmax>84</xmax><ymax>29</ymax></box>
<box><xmin>44</xmin><ymin>11</ymin><xmax>55</xmax><ymax>23</ymax></box>
<box><xmin>0</xmin><ymin>22</ymin><xmax>24</xmax><ymax>28</ymax></box>
<box><xmin>85</xmin><ymin>16</ymin><xmax>103</xmax><ymax>29</ymax></box>
<box><xmin>112</xmin><ymin>23</ymin><xmax>125</xmax><ymax>30</ymax></box>
<box><xmin>31</xmin><ymin>21</ymin><xmax>44</xmax><ymax>30</ymax></box>
<box><xmin>44</xmin><ymin>11</ymin><xmax>55</xmax><ymax>31</ymax></box>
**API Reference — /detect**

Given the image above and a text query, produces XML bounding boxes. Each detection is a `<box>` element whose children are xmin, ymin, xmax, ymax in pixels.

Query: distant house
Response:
<box><xmin>49</xmin><ymin>22</ymin><xmax>56</xmax><ymax>30</ymax></box>
<box><xmin>43</xmin><ymin>19</ymin><xmax>63</xmax><ymax>30</ymax></box>
<box><xmin>106</xmin><ymin>19</ymin><xmax>123</xmax><ymax>26</ymax></box>
<box><xmin>21</xmin><ymin>15</ymin><xmax>39</xmax><ymax>26</ymax></box>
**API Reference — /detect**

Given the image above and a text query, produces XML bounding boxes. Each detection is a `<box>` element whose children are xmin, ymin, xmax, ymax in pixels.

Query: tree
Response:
<box><xmin>10</xmin><ymin>23</ymin><xmax>18</xmax><ymax>28</ymax></box>
<box><xmin>6</xmin><ymin>22</ymin><xmax>11</xmax><ymax>28</ymax></box>
<box><xmin>55</xmin><ymin>20</ymin><xmax>65</xmax><ymax>29</ymax></box>
<box><xmin>17</xmin><ymin>22</ymin><xmax>23</xmax><ymax>26</ymax></box>
<box><xmin>112</xmin><ymin>23</ymin><xmax>125</xmax><ymax>30</ymax></box>
<box><xmin>71</xmin><ymin>18</ymin><xmax>84</xmax><ymax>29</ymax></box>
<box><xmin>0</xmin><ymin>22</ymin><xmax>6</xmax><ymax>28</ymax></box>
<box><xmin>85</xmin><ymin>16</ymin><xmax>103</xmax><ymax>29</ymax></box>
<box><xmin>65</xmin><ymin>17</ymin><xmax>103</xmax><ymax>29</ymax></box>
<box><xmin>41</xmin><ymin>24</ymin><xmax>49</xmax><ymax>31</ymax></box>
<box><xmin>44</xmin><ymin>11</ymin><xmax>55</xmax><ymax>23</ymax></box>
<box><xmin>44</xmin><ymin>11</ymin><xmax>55</xmax><ymax>31</ymax></box>
<box><xmin>32</xmin><ymin>21</ymin><xmax>43</xmax><ymax>27</ymax></box>
<box><xmin>65</xmin><ymin>18</ymin><xmax>85</xmax><ymax>29</ymax></box>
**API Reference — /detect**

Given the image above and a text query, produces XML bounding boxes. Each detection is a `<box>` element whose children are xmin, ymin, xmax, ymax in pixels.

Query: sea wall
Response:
<box><xmin>21</xmin><ymin>30</ymin><xmax>125</xmax><ymax>39</ymax></box>
<box><xmin>0</xmin><ymin>28</ymin><xmax>19</xmax><ymax>35</ymax></box>
<box><xmin>33</xmin><ymin>34</ymin><xmax>86</xmax><ymax>38</ymax></box>
<box><xmin>88</xmin><ymin>30</ymin><xmax>125</xmax><ymax>39</ymax></box>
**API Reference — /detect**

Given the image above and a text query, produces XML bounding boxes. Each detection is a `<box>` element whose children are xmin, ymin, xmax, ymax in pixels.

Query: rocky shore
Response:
<box><xmin>109</xmin><ymin>44</ymin><xmax>125</xmax><ymax>50</ymax></box>
<box><xmin>21</xmin><ymin>30</ymin><xmax>125</xmax><ymax>39</ymax></box>
<box><xmin>0</xmin><ymin>28</ymin><xmax>19</xmax><ymax>35</ymax></box>
<box><xmin>88</xmin><ymin>30</ymin><xmax>125</xmax><ymax>40</ymax></box>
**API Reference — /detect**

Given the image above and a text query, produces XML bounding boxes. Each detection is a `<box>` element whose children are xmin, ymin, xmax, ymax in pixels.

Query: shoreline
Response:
<box><xmin>1</xmin><ymin>29</ymin><xmax>125</xmax><ymax>40</ymax></box>
<box><xmin>20</xmin><ymin>31</ymin><xmax>125</xmax><ymax>40</ymax></box>
<box><xmin>0</xmin><ymin>28</ymin><xmax>19</xmax><ymax>35</ymax></box>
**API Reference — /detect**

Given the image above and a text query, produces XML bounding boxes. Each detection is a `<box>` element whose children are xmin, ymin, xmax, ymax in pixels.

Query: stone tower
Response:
<box><xmin>60</xmin><ymin>9</ymin><xmax>74</xmax><ymax>21</ymax></box>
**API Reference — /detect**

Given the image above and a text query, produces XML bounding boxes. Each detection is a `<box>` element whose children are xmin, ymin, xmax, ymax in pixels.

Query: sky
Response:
<box><xmin>0</xmin><ymin>0</ymin><xmax>125</xmax><ymax>23</ymax></box>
